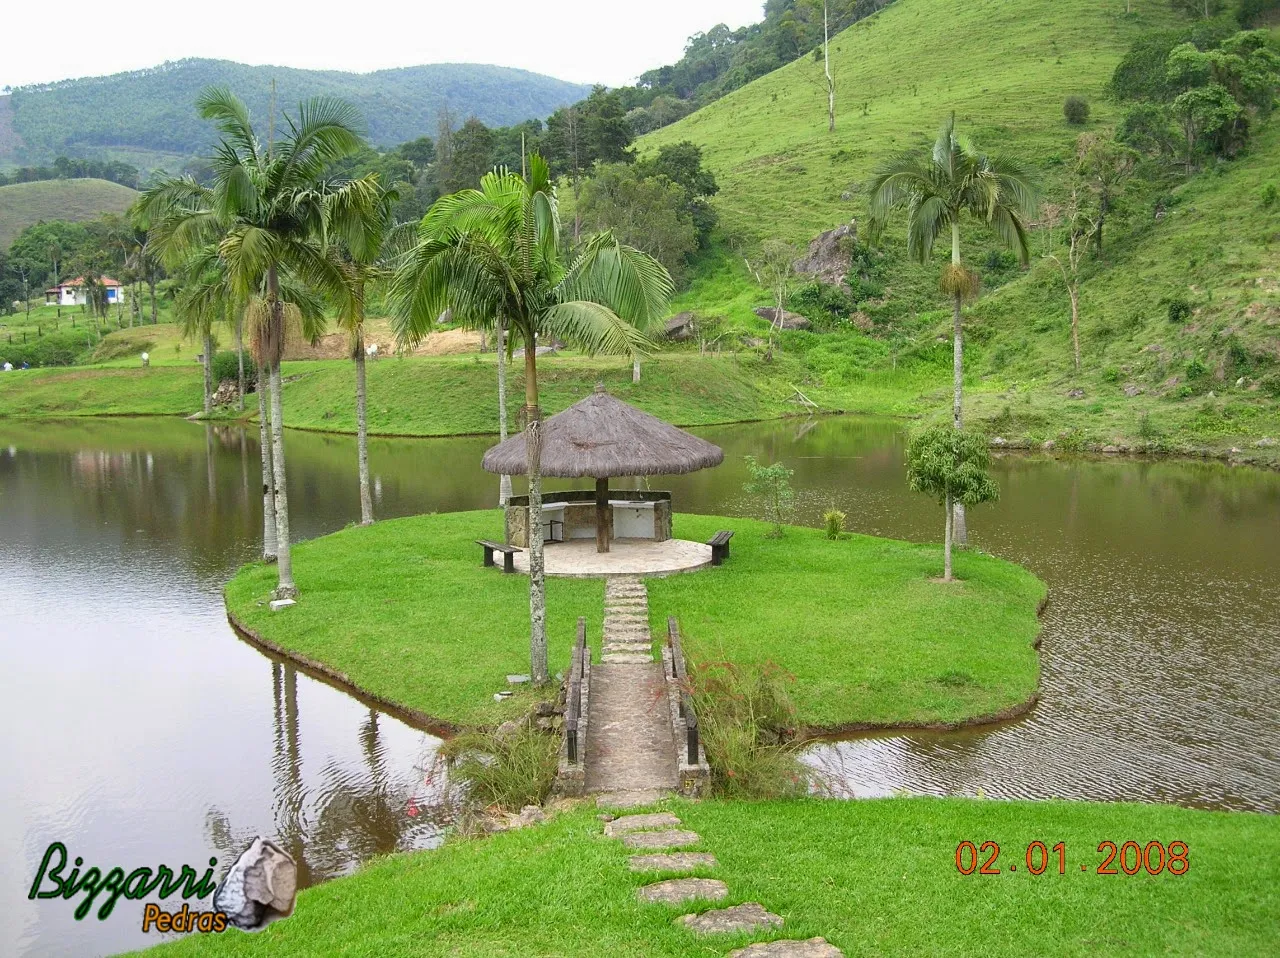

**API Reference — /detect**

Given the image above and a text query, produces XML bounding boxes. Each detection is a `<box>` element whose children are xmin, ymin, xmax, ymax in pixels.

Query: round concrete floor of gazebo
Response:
<box><xmin>510</xmin><ymin>538</ymin><xmax>713</xmax><ymax>578</ymax></box>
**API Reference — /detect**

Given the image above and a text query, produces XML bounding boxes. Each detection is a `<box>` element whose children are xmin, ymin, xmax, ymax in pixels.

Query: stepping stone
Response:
<box><xmin>679</xmin><ymin>903</ymin><xmax>783</xmax><ymax>935</ymax></box>
<box><xmin>637</xmin><ymin>878</ymin><xmax>728</xmax><ymax>905</ymax></box>
<box><xmin>596</xmin><ymin>789</ymin><xmax>671</xmax><ymax>810</ymax></box>
<box><xmin>602</xmin><ymin>653</ymin><xmax>653</xmax><ymax>664</ymax></box>
<box><xmin>729</xmin><ymin>939</ymin><xmax>845</xmax><ymax>958</ymax></box>
<box><xmin>622</xmin><ymin>829</ymin><xmax>701</xmax><ymax>850</ymax></box>
<box><xmin>604</xmin><ymin>812</ymin><xmax>681</xmax><ymax>836</ymax></box>
<box><xmin>629</xmin><ymin>852</ymin><xmax>718</xmax><ymax>872</ymax></box>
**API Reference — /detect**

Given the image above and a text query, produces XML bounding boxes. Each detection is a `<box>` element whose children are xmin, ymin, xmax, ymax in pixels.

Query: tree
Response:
<box><xmin>743</xmin><ymin>456</ymin><xmax>795</xmax><ymax>537</ymax></box>
<box><xmin>752</xmin><ymin>238</ymin><xmax>800</xmax><ymax>359</ymax></box>
<box><xmin>331</xmin><ymin>187</ymin><xmax>398</xmax><ymax>526</ymax></box>
<box><xmin>868</xmin><ymin>114</ymin><xmax>1036</xmax><ymax>544</ymax></box>
<box><xmin>579</xmin><ymin>165</ymin><xmax>697</xmax><ymax>282</ymax></box>
<box><xmin>582</xmin><ymin>86</ymin><xmax>635</xmax><ymax>166</ymax></box>
<box><xmin>637</xmin><ymin>141</ymin><xmax>719</xmax><ymax>246</ymax></box>
<box><xmin>905</xmin><ymin>424</ymin><xmax>999</xmax><ymax>582</ymax></box>
<box><xmin>804</xmin><ymin>0</ymin><xmax>837</xmax><ymax>131</ymax></box>
<box><xmin>444</xmin><ymin>117</ymin><xmax>495</xmax><ymax>193</ymax></box>
<box><xmin>1042</xmin><ymin>187</ymin><xmax>1096</xmax><ymax>373</ymax></box>
<box><xmin>391</xmin><ymin>157</ymin><xmax>672</xmax><ymax>684</ymax></box>
<box><xmin>137</xmin><ymin>87</ymin><xmax>377</xmax><ymax>600</ymax></box>
<box><xmin>1074</xmin><ymin>134</ymin><xmax>1135</xmax><ymax>254</ymax></box>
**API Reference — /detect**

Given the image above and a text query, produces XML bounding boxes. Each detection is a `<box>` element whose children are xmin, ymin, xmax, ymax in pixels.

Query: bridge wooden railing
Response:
<box><xmin>667</xmin><ymin>616</ymin><xmax>700</xmax><ymax>766</ymax></box>
<box><xmin>565</xmin><ymin>616</ymin><xmax>587</xmax><ymax>765</ymax></box>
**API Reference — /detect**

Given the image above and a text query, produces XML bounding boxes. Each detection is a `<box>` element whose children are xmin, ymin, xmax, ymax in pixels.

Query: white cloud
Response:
<box><xmin>2</xmin><ymin>0</ymin><xmax>765</xmax><ymax>90</ymax></box>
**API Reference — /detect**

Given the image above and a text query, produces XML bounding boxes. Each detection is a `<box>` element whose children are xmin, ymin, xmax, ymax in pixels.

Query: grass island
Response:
<box><xmin>224</xmin><ymin>510</ymin><xmax>1046</xmax><ymax>733</ymax></box>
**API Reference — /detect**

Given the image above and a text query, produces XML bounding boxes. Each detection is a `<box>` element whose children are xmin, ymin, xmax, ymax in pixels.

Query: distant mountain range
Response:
<box><xmin>0</xmin><ymin>59</ymin><xmax>593</xmax><ymax>170</ymax></box>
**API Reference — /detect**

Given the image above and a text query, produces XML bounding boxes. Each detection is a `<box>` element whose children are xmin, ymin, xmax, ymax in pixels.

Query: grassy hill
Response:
<box><xmin>0</xmin><ymin>178</ymin><xmax>138</xmax><ymax>246</ymax></box>
<box><xmin>4</xmin><ymin>59</ymin><xmax>590</xmax><ymax>169</ymax></box>
<box><xmin>640</xmin><ymin>0</ymin><xmax>1280</xmax><ymax>450</ymax></box>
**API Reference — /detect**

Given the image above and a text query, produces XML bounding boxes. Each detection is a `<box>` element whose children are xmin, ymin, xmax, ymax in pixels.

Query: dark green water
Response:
<box><xmin>2</xmin><ymin>415</ymin><xmax>1278</xmax><ymax>956</ymax></box>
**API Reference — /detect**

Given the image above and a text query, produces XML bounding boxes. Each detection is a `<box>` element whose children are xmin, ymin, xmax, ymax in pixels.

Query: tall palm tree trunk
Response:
<box><xmin>148</xmin><ymin>276</ymin><xmax>157</xmax><ymax>325</ymax></box>
<box><xmin>258</xmin><ymin>358</ymin><xmax>278</xmax><ymax>562</ymax></box>
<box><xmin>497</xmin><ymin>320</ymin><xmax>512</xmax><ymax>508</ymax></box>
<box><xmin>202</xmin><ymin>329</ymin><xmax>214</xmax><ymax>416</ymax></box>
<box><xmin>523</xmin><ymin>344</ymin><xmax>548</xmax><ymax>685</ymax></box>
<box><xmin>943</xmin><ymin>491</ymin><xmax>954</xmax><ymax>582</ymax></box>
<box><xmin>950</xmin><ymin>221</ymin><xmax>968</xmax><ymax>546</ymax></box>
<box><xmin>632</xmin><ymin>356</ymin><xmax>641</xmax><ymax>384</ymax></box>
<box><xmin>268</xmin><ymin>360</ymin><xmax>296</xmax><ymax>598</ymax></box>
<box><xmin>235</xmin><ymin>312</ymin><xmax>246</xmax><ymax>413</ymax></box>
<box><xmin>266</xmin><ymin>267</ymin><xmax>297</xmax><ymax>599</ymax></box>
<box><xmin>355</xmin><ymin>330</ymin><xmax>374</xmax><ymax>526</ymax></box>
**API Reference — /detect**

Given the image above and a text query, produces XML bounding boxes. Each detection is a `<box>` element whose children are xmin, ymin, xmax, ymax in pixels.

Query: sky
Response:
<box><xmin>2</xmin><ymin>0</ymin><xmax>766</xmax><ymax>91</ymax></box>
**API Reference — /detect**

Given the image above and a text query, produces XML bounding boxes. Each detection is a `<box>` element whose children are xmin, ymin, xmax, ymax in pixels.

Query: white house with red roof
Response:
<box><xmin>44</xmin><ymin>276</ymin><xmax>126</xmax><ymax>307</ymax></box>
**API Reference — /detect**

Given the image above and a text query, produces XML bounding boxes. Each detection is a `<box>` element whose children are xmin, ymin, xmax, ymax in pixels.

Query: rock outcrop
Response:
<box><xmin>665</xmin><ymin>312</ymin><xmax>696</xmax><ymax>340</ymax></box>
<box><xmin>753</xmin><ymin>307</ymin><xmax>810</xmax><ymax>330</ymax></box>
<box><xmin>793</xmin><ymin>221</ymin><xmax>857</xmax><ymax>287</ymax></box>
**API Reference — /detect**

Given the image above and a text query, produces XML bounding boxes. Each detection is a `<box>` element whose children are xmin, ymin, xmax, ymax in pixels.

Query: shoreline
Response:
<box><xmin>8</xmin><ymin>403</ymin><xmax>1276</xmax><ymax>474</ymax></box>
<box><xmin>224</xmin><ymin>604</ymin><xmax>462</xmax><ymax>739</ymax></box>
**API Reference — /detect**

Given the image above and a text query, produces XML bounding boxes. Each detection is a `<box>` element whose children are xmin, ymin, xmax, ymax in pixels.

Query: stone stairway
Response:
<box><xmin>602</xmin><ymin>576</ymin><xmax>653</xmax><ymax>664</ymax></box>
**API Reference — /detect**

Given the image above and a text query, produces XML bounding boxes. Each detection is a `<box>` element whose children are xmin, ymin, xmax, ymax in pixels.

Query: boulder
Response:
<box><xmin>665</xmin><ymin>312</ymin><xmax>696</xmax><ymax>341</ymax></box>
<box><xmin>754</xmin><ymin>307</ymin><xmax>810</xmax><ymax>331</ymax></box>
<box><xmin>212</xmin><ymin>837</ymin><xmax>297</xmax><ymax>932</ymax></box>
<box><xmin>793</xmin><ymin>221</ymin><xmax>857</xmax><ymax>287</ymax></box>
<box><xmin>1066</xmin><ymin>388</ymin><xmax>1086</xmax><ymax>399</ymax></box>
<box><xmin>1123</xmin><ymin>383</ymin><xmax>1144</xmax><ymax>397</ymax></box>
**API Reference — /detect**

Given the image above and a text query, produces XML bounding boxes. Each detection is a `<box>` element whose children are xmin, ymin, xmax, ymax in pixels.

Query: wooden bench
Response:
<box><xmin>477</xmin><ymin>539</ymin><xmax>522</xmax><ymax>574</ymax></box>
<box><xmin>708</xmin><ymin>530</ymin><xmax>735</xmax><ymax>566</ymax></box>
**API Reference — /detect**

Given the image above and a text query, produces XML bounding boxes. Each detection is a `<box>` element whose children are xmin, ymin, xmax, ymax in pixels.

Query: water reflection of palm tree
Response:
<box><xmin>271</xmin><ymin>663</ymin><xmax>313</xmax><ymax>887</ymax></box>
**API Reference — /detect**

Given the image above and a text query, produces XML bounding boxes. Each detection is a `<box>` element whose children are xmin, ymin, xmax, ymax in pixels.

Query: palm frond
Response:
<box><xmin>541</xmin><ymin>300</ymin><xmax>652</xmax><ymax>358</ymax></box>
<box><xmin>196</xmin><ymin>87</ymin><xmax>260</xmax><ymax>163</ymax></box>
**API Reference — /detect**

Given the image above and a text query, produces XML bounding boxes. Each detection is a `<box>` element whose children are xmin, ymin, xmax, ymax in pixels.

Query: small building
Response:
<box><xmin>44</xmin><ymin>276</ymin><xmax>125</xmax><ymax>307</ymax></box>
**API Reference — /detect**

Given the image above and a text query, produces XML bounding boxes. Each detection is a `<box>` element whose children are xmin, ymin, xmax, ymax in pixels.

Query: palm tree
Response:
<box><xmin>391</xmin><ymin>157</ymin><xmax>672</xmax><ymax>684</ymax></box>
<box><xmin>136</xmin><ymin>86</ymin><xmax>377</xmax><ymax>600</ymax></box>
<box><xmin>330</xmin><ymin>196</ymin><xmax>401</xmax><ymax>526</ymax></box>
<box><xmin>868</xmin><ymin>113</ymin><xmax>1036</xmax><ymax>543</ymax></box>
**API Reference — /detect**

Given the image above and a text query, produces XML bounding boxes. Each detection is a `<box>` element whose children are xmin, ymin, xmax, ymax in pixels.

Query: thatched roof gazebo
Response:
<box><xmin>482</xmin><ymin>384</ymin><xmax>724</xmax><ymax>553</ymax></box>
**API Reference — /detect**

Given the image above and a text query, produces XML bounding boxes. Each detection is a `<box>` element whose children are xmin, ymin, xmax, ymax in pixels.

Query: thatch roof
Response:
<box><xmin>482</xmin><ymin>384</ymin><xmax>725</xmax><ymax>478</ymax></box>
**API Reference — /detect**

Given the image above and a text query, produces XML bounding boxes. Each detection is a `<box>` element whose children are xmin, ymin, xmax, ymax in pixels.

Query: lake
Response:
<box><xmin>2</xmin><ymin>414</ymin><xmax>1278</xmax><ymax>956</ymax></box>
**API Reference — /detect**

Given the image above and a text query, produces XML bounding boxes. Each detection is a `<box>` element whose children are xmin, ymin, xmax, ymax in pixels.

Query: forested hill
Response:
<box><xmin>3</xmin><ymin>59</ymin><xmax>591</xmax><ymax>169</ymax></box>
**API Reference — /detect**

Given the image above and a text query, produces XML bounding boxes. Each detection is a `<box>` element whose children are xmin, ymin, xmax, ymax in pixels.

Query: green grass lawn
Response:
<box><xmin>132</xmin><ymin>796</ymin><xmax>1279</xmax><ymax>957</ymax></box>
<box><xmin>224</xmin><ymin>511</ymin><xmax>605</xmax><ymax>728</ymax></box>
<box><xmin>224</xmin><ymin>510</ymin><xmax>1042</xmax><ymax>731</ymax></box>
<box><xmin>649</xmin><ymin>514</ymin><xmax>1044</xmax><ymax>730</ymax></box>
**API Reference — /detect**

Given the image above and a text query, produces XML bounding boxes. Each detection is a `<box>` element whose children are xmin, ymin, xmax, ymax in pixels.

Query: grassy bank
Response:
<box><xmin>134</xmin><ymin>796</ymin><xmax>1278</xmax><ymax>957</ymax></box>
<box><xmin>224</xmin><ymin>510</ymin><xmax>1042</xmax><ymax>731</ymax></box>
<box><xmin>649</xmin><ymin>515</ymin><xmax>1044</xmax><ymax>730</ymax></box>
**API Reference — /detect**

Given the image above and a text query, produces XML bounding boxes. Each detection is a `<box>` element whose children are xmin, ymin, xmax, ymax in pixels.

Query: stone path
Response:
<box><xmin>600</xmin><ymin>811</ymin><xmax>846</xmax><ymax>957</ymax></box>
<box><xmin>602</xmin><ymin>576</ymin><xmax>653</xmax><ymax>664</ymax></box>
<box><xmin>584</xmin><ymin>577</ymin><xmax>679</xmax><ymax>799</ymax></box>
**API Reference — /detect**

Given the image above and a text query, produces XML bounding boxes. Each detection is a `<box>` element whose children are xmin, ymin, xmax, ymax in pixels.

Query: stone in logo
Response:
<box><xmin>212</xmin><ymin>838</ymin><xmax>298</xmax><ymax>931</ymax></box>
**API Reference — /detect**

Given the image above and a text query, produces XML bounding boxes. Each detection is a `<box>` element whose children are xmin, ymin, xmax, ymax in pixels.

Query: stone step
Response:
<box><xmin>595</xmin><ymin>789</ymin><xmax>672</xmax><ymax>810</ymax></box>
<box><xmin>679</xmin><ymin>903</ymin><xmax>783</xmax><ymax>935</ymax></box>
<box><xmin>729</xmin><ymin>940</ymin><xmax>845</xmax><ymax>958</ymax></box>
<box><xmin>604</xmin><ymin>812</ymin><xmax>682</xmax><ymax>836</ymax></box>
<box><xmin>621</xmin><ymin>829</ymin><xmax>700</xmax><ymax>850</ymax></box>
<box><xmin>637</xmin><ymin>878</ymin><xmax>728</xmax><ymax>905</ymax></box>
<box><xmin>602</xmin><ymin>653</ymin><xmax>654</xmax><ymax>664</ymax></box>
<box><xmin>628</xmin><ymin>852</ymin><xmax>718</xmax><ymax>872</ymax></box>
<box><xmin>604</xmin><ymin>642</ymin><xmax>652</xmax><ymax>651</ymax></box>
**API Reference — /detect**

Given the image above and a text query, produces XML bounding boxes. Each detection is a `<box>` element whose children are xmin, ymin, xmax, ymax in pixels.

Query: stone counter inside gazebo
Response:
<box><xmin>505</xmin><ymin>490</ymin><xmax>674</xmax><ymax>549</ymax></box>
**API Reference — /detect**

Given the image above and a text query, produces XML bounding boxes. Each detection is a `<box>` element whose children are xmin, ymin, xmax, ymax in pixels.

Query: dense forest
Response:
<box><xmin>3</xmin><ymin>59</ymin><xmax>589</xmax><ymax>167</ymax></box>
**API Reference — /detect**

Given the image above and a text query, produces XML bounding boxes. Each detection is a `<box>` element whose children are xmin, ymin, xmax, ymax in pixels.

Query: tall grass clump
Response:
<box><xmin>439</xmin><ymin>720</ymin><xmax>560</xmax><ymax>813</ymax></box>
<box><xmin>689</xmin><ymin>661</ymin><xmax>809</xmax><ymax>798</ymax></box>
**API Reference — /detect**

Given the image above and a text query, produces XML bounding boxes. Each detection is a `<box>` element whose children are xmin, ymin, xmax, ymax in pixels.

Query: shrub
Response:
<box><xmin>1186</xmin><ymin>356</ymin><xmax>1209</xmax><ymax>380</ymax></box>
<box><xmin>1138</xmin><ymin>411</ymin><xmax>1161</xmax><ymax>440</ymax></box>
<box><xmin>823</xmin><ymin>508</ymin><xmax>847</xmax><ymax>540</ymax></box>
<box><xmin>1260</xmin><ymin>372</ymin><xmax>1280</xmax><ymax>397</ymax></box>
<box><xmin>440</xmin><ymin>721</ymin><xmax>559</xmax><ymax>812</ymax></box>
<box><xmin>743</xmin><ymin>456</ymin><xmax>795</xmax><ymax>537</ymax></box>
<box><xmin>211</xmin><ymin>351</ymin><xmax>257</xmax><ymax>389</ymax></box>
<box><xmin>689</xmin><ymin>661</ymin><xmax>808</xmax><ymax>799</ymax></box>
<box><xmin>1064</xmin><ymin>95</ymin><xmax>1091</xmax><ymax>125</ymax></box>
<box><xmin>1167</xmin><ymin>297</ymin><xmax>1193</xmax><ymax>324</ymax></box>
<box><xmin>1262</xmin><ymin>182</ymin><xmax>1278</xmax><ymax>208</ymax></box>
